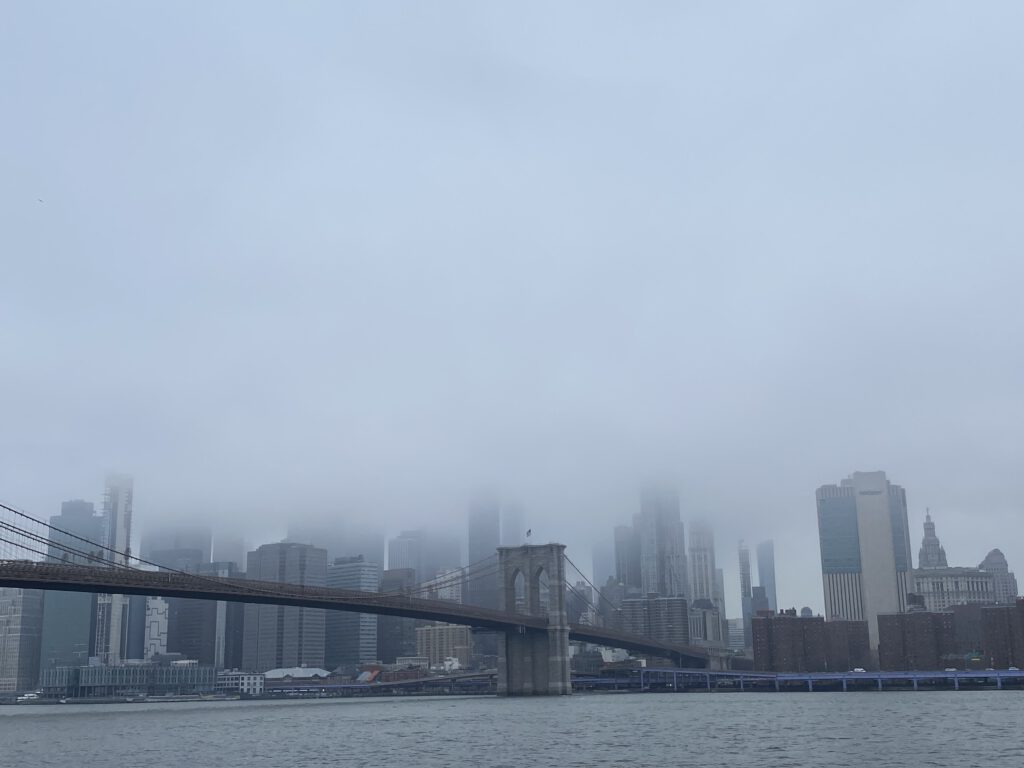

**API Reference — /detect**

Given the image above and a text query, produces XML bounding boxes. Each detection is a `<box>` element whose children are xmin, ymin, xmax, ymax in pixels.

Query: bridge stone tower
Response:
<box><xmin>496</xmin><ymin>543</ymin><xmax>571</xmax><ymax>696</ymax></box>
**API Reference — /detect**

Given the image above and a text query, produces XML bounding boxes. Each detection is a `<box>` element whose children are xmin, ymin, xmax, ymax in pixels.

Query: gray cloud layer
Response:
<box><xmin>2</xmin><ymin>2</ymin><xmax>1022</xmax><ymax>610</ymax></box>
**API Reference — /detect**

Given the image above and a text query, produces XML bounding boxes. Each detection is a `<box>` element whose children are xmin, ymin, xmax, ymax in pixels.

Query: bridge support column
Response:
<box><xmin>496</xmin><ymin>543</ymin><xmax>571</xmax><ymax>696</ymax></box>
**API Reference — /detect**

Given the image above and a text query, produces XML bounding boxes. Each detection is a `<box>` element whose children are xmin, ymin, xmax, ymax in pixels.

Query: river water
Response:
<box><xmin>2</xmin><ymin>692</ymin><xmax>1022</xmax><ymax>767</ymax></box>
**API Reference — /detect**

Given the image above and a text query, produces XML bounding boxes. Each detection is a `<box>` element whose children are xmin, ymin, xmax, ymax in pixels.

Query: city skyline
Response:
<box><xmin>2</xmin><ymin>466</ymin><xmax>1020</xmax><ymax>694</ymax></box>
<box><xmin>2</xmin><ymin>468</ymin><xmax>1017</xmax><ymax>617</ymax></box>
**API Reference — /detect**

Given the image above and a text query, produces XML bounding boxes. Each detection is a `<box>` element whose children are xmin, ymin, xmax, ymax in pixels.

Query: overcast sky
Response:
<box><xmin>2</xmin><ymin>2</ymin><xmax>1023</xmax><ymax>612</ymax></box>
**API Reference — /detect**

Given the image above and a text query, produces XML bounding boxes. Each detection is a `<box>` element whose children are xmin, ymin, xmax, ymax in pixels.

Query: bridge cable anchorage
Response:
<box><xmin>562</xmin><ymin>553</ymin><xmax>622</xmax><ymax>615</ymax></box>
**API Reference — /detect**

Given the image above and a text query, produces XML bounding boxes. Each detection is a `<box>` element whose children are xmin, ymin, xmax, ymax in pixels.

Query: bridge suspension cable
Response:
<box><xmin>403</xmin><ymin>558</ymin><xmax>501</xmax><ymax>597</ymax></box>
<box><xmin>563</xmin><ymin>552</ymin><xmax>620</xmax><ymax>616</ymax></box>
<box><xmin>0</xmin><ymin>502</ymin><xmax>333</xmax><ymax>603</ymax></box>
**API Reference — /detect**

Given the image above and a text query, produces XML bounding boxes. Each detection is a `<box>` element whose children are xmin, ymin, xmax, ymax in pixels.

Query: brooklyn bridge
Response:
<box><xmin>0</xmin><ymin>503</ymin><xmax>711</xmax><ymax>696</ymax></box>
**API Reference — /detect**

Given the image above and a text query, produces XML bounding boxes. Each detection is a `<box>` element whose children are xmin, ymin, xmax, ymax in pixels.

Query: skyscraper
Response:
<box><xmin>816</xmin><ymin>471</ymin><xmax>913</xmax><ymax>648</ymax></box>
<box><xmin>466</xmin><ymin>498</ymin><xmax>501</xmax><ymax>610</ymax></box>
<box><xmin>242</xmin><ymin>542</ymin><xmax>327</xmax><ymax>671</ymax></box>
<box><xmin>94</xmin><ymin>474</ymin><xmax>134</xmax><ymax>664</ymax></box>
<box><xmin>141</xmin><ymin>524</ymin><xmax>212</xmax><ymax>564</ymax></box>
<box><xmin>165</xmin><ymin>561</ymin><xmax>244</xmax><ymax>668</ymax></box>
<box><xmin>387</xmin><ymin>531</ymin><xmax>422</xmax><ymax>576</ymax></box>
<box><xmin>0</xmin><ymin>587</ymin><xmax>44</xmax><ymax>692</ymax></box>
<box><xmin>326</xmin><ymin>556</ymin><xmax>380</xmax><ymax>671</ymax></box>
<box><xmin>39</xmin><ymin>500</ymin><xmax>104</xmax><ymax>674</ymax></box>
<box><xmin>419</xmin><ymin>532</ymin><xmax>462</xmax><ymax>583</ymax></box>
<box><xmin>591</xmin><ymin>535</ymin><xmax>615</xmax><ymax>591</ymax></box>
<box><xmin>918</xmin><ymin>511</ymin><xmax>948</xmax><ymax>568</ymax></box>
<box><xmin>501</xmin><ymin>503</ymin><xmax>526</xmax><ymax>547</ymax></box>
<box><xmin>688</xmin><ymin>521</ymin><xmax>716</xmax><ymax>603</ymax></box>
<box><xmin>635</xmin><ymin>488</ymin><xmax>687</xmax><ymax>597</ymax></box>
<box><xmin>738</xmin><ymin>541</ymin><xmax>753</xmax><ymax>648</ymax></box>
<box><xmin>287</xmin><ymin>521</ymin><xmax>386</xmax><ymax>570</ymax></box>
<box><xmin>713</xmin><ymin>568</ymin><xmax>727</xmax><ymax>622</ymax></box>
<box><xmin>613</xmin><ymin>525</ymin><xmax>641</xmax><ymax>590</ymax></box>
<box><xmin>378</xmin><ymin>568</ymin><xmax>417</xmax><ymax>663</ymax></box>
<box><xmin>756</xmin><ymin>540</ymin><xmax>778</xmax><ymax>612</ymax></box>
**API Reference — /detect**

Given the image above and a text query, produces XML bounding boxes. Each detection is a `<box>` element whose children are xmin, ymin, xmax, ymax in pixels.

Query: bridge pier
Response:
<box><xmin>496</xmin><ymin>543</ymin><xmax>571</xmax><ymax>696</ymax></box>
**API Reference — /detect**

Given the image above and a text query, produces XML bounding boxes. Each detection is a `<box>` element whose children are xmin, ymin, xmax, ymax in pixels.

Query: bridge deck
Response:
<box><xmin>0</xmin><ymin>561</ymin><xmax>708</xmax><ymax>665</ymax></box>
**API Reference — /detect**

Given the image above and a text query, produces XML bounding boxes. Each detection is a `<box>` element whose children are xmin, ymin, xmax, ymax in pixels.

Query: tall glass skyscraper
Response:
<box><xmin>816</xmin><ymin>471</ymin><xmax>912</xmax><ymax>648</ymax></box>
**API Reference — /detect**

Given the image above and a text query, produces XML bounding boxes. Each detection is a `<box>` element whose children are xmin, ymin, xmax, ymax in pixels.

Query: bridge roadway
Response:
<box><xmin>0</xmin><ymin>560</ymin><xmax>709</xmax><ymax>667</ymax></box>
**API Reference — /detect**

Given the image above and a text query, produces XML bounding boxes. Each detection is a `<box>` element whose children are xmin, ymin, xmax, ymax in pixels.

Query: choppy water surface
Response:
<box><xmin>2</xmin><ymin>692</ymin><xmax>1022</xmax><ymax>767</ymax></box>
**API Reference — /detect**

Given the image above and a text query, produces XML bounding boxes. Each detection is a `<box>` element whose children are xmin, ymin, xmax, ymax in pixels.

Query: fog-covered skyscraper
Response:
<box><xmin>94</xmin><ymin>474</ymin><xmax>134</xmax><ymax>665</ymax></box>
<box><xmin>141</xmin><ymin>524</ymin><xmax>212</xmax><ymax>564</ymax></box>
<box><xmin>816</xmin><ymin>471</ymin><xmax>912</xmax><ymax>648</ymax></box>
<box><xmin>635</xmin><ymin>488</ymin><xmax>687</xmax><ymax>597</ymax></box>
<box><xmin>738</xmin><ymin>541</ymin><xmax>753</xmax><ymax>648</ymax></box>
<box><xmin>613</xmin><ymin>525</ymin><xmax>641</xmax><ymax>590</ymax></box>
<box><xmin>756</xmin><ymin>540</ymin><xmax>778</xmax><ymax>612</ymax></box>
<box><xmin>242</xmin><ymin>542</ymin><xmax>327</xmax><ymax>671</ymax></box>
<box><xmin>466</xmin><ymin>498</ymin><xmax>501</xmax><ymax>610</ymax></box>
<box><xmin>387</xmin><ymin>531</ymin><xmax>422</xmax><ymax>576</ymax></box>
<box><xmin>501</xmin><ymin>503</ymin><xmax>526</xmax><ymax>547</ymax></box>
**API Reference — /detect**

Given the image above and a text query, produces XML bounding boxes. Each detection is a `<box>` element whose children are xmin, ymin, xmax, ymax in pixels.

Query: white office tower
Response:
<box><xmin>816</xmin><ymin>471</ymin><xmax>912</xmax><ymax>649</ymax></box>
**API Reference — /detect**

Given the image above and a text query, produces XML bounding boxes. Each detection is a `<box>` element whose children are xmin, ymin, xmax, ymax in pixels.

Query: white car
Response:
<box><xmin>851</xmin><ymin>668</ymin><xmax>866</xmax><ymax>673</ymax></box>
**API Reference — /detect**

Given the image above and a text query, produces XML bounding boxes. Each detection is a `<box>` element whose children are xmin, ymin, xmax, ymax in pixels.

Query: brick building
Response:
<box><xmin>981</xmin><ymin>599</ymin><xmax>1024</xmax><ymax>668</ymax></box>
<box><xmin>752</xmin><ymin>610</ymin><xmax>869</xmax><ymax>672</ymax></box>
<box><xmin>877</xmin><ymin>611</ymin><xmax>957</xmax><ymax>670</ymax></box>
